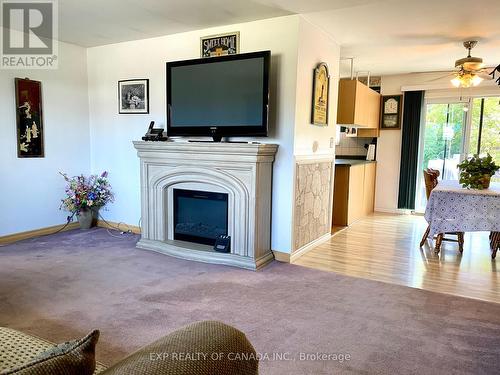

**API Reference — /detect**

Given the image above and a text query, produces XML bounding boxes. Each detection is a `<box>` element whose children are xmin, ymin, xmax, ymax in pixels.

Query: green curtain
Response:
<box><xmin>397</xmin><ymin>91</ymin><xmax>424</xmax><ymax>209</ymax></box>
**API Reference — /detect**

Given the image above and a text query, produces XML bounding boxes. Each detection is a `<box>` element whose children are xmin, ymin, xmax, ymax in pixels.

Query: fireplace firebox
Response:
<box><xmin>173</xmin><ymin>189</ymin><xmax>228</xmax><ymax>246</ymax></box>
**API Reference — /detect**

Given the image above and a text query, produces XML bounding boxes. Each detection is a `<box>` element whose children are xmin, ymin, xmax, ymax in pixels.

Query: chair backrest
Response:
<box><xmin>423</xmin><ymin>168</ymin><xmax>440</xmax><ymax>199</ymax></box>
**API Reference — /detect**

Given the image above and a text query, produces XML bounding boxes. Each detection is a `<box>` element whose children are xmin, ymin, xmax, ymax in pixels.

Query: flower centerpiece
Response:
<box><xmin>457</xmin><ymin>154</ymin><xmax>499</xmax><ymax>190</ymax></box>
<box><xmin>60</xmin><ymin>171</ymin><xmax>114</xmax><ymax>229</ymax></box>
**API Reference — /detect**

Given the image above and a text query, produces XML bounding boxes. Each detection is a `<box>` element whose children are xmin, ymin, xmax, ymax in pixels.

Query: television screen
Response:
<box><xmin>167</xmin><ymin>51</ymin><xmax>270</xmax><ymax>139</ymax></box>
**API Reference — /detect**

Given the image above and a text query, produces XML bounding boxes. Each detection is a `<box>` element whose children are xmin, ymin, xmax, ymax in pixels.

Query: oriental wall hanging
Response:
<box><xmin>15</xmin><ymin>78</ymin><xmax>44</xmax><ymax>158</ymax></box>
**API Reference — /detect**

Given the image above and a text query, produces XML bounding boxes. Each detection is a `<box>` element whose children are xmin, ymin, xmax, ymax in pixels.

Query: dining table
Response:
<box><xmin>424</xmin><ymin>180</ymin><xmax>500</xmax><ymax>257</ymax></box>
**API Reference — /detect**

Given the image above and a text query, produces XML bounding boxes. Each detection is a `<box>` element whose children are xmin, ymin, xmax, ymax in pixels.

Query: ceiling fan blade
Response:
<box><xmin>477</xmin><ymin>72</ymin><xmax>493</xmax><ymax>79</ymax></box>
<box><xmin>426</xmin><ymin>73</ymin><xmax>455</xmax><ymax>82</ymax></box>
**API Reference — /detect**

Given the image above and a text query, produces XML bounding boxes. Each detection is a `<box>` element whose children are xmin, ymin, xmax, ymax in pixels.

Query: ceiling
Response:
<box><xmin>56</xmin><ymin>0</ymin><xmax>500</xmax><ymax>76</ymax></box>
<box><xmin>302</xmin><ymin>0</ymin><xmax>500</xmax><ymax>76</ymax></box>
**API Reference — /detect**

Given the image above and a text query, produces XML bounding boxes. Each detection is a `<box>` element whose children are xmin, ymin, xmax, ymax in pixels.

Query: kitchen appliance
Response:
<box><xmin>366</xmin><ymin>144</ymin><xmax>376</xmax><ymax>161</ymax></box>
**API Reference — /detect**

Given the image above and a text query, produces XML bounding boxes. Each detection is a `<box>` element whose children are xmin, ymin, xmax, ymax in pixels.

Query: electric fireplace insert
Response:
<box><xmin>173</xmin><ymin>188</ymin><xmax>228</xmax><ymax>246</ymax></box>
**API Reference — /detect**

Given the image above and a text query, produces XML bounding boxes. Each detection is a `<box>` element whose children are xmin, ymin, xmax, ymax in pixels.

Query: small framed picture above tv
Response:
<box><xmin>118</xmin><ymin>79</ymin><xmax>149</xmax><ymax>114</ymax></box>
<box><xmin>200</xmin><ymin>32</ymin><xmax>239</xmax><ymax>57</ymax></box>
<box><xmin>166</xmin><ymin>50</ymin><xmax>270</xmax><ymax>142</ymax></box>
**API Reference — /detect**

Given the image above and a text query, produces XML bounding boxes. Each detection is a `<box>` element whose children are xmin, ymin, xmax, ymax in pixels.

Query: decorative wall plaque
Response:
<box><xmin>311</xmin><ymin>62</ymin><xmax>330</xmax><ymax>126</ymax></box>
<box><xmin>200</xmin><ymin>32</ymin><xmax>239</xmax><ymax>57</ymax></box>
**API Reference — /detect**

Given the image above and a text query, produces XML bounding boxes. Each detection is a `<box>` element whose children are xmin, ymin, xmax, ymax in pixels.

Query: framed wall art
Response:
<box><xmin>311</xmin><ymin>62</ymin><xmax>330</xmax><ymax>126</ymax></box>
<box><xmin>200</xmin><ymin>32</ymin><xmax>239</xmax><ymax>57</ymax></box>
<box><xmin>118</xmin><ymin>79</ymin><xmax>149</xmax><ymax>114</ymax></box>
<box><xmin>380</xmin><ymin>95</ymin><xmax>402</xmax><ymax>129</ymax></box>
<box><xmin>15</xmin><ymin>78</ymin><xmax>44</xmax><ymax>158</ymax></box>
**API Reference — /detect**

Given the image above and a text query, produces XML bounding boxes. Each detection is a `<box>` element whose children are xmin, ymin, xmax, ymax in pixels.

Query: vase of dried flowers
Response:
<box><xmin>60</xmin><ymin>171</ymin><xmax>114</xmax><ymax>229</ymax></box>
<box><xmin>77</xmin><ymin>207</ymin><xmax>99</xmax><ymax>229</ymax></box>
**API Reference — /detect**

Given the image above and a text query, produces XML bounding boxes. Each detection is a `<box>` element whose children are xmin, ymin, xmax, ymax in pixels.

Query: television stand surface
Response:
<box><xmin>187</xmin><ymin>140</ymin><xmax>259</xmax><ymax>144</ymax></box>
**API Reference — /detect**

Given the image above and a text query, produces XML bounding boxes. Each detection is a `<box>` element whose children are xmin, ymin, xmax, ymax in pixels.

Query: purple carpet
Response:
<box><xmin>1</xmin><ymin>228</ymin><xmax>499</xmax><ymax>374</ymax></box>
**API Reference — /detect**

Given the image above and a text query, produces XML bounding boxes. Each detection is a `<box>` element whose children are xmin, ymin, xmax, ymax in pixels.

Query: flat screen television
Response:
<box><xmin>166</xmin><ymin>50</ymin><xmax>270</xmax><ymax>141</ymax></box>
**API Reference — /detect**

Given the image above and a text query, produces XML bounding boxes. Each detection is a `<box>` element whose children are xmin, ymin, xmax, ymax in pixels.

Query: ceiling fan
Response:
<box><xmin>429</xmin><ymin>40</ymin><xmax>498</xmax><ymax>87</ymax></box>
<box><xmin>450</xmin><ymin>40</ymin><xmax>491</xmax><ymax>87</ymax></box>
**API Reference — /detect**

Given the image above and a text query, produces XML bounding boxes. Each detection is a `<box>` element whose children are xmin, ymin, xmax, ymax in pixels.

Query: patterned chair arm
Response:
<box><xmin>100</xmin><ymin>321</ymin><xmax>258</xmax><ymax>375</ymax></box>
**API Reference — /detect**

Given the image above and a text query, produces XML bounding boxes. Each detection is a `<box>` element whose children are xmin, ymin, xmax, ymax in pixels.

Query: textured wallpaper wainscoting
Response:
<box><xmin>293</xmin><ymin>160</ymin><xmax>333</xmax><ymax>251</ymax></box>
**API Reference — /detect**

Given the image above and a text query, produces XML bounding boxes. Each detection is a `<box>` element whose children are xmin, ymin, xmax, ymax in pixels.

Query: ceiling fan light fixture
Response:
<box><xmin>471</xmin><ymin>74</ymin><xmax>483</xmax><ymax>86</ymax></box>
<box><xmin>451</xmin><ymin>72</ymin><xmax>482</xmax><ymax>88</ymax></box>
<box><xmin>451</xmin><ymin>76</ymin><xmax>461</xmax><ymax>87</ymax></box>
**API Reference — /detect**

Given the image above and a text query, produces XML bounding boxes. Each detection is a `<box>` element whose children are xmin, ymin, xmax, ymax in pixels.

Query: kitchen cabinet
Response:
<box><xmin>337</xmin><ymin>79</ymin><xmax>381</xmax><ymax>135</ymax></box>
<box><xmin>362</xmin><ymin>162</ymin><xmax>376</xmax><ymax>215</ymax></box>
<box><xmin>333</xmin><ymin>161</ymin><xmax>376</xmax><ymax>226</ymax></box>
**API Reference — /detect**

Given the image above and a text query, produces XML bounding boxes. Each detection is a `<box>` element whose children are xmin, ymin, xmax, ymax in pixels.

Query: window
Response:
<box><xmin>415</xmin><ymin>96</ymin><xmax>500</xmax><ymax>212</ymax></box>
<box><xmin>468</xmin><ymin>97</ymin><xmax>500</xmax><ymax>182</ymax></box>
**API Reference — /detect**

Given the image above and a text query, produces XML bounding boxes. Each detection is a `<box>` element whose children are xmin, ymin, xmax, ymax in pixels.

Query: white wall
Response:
<box><xmin>87</xmin><ymin>15</ymin><xmax>301</xmax><ymax>253</ymax></box>
<box><xmin>290</xmin><ymin>18</ymin><xmax>340</xmax><ymax>253</ymax></box>
<box><xmin>1</xmin><ymin>14</ymin><xmax>343</xmax><ymax>253</ymax></box>
<box><xmin>0</xmin><ymin>41</ymin><xmax>90</xmax><ymax>236</ymax></box>
<box><xmin>374</xmin><ymin>75</ymin><xmax>404</xmax><ymax>213</ymax></box>
<box><xmin>294</xmin><ymin>18</ymin><xmax>340</xmax><ymax>157</ymax></box>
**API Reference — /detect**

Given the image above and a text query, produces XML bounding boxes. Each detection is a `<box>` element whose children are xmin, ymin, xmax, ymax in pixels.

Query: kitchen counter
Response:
<box><xmin>335</xmin><ymin>159</ymin><xmax>377</xmax><ymax>166</ymax></box>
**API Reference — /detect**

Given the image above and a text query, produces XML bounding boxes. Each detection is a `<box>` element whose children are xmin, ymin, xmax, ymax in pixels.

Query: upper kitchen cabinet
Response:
<box><xmin>337</xmin><ymin>79</ymin><xmax>381</xmax><ymax>131</ymax></box>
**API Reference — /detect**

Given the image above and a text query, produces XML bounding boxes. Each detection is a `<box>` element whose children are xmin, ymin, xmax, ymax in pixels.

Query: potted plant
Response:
<box><xmin>457</xmin><ymin>154</ymin><xmax>499</xmax><ymax>189</ymax></box>
<box><xmin>60</xmin><ymin>171</ymin><xmax>114</xmax><ymax>229</ymax></box>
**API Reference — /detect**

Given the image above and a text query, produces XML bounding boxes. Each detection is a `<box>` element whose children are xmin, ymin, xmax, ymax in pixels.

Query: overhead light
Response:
<box><xmin>451</xmin><ymin>71</ymin><xmax>483</xmax><ymax>88</ymax></box>
<box><xmin>451</xmin><ymin>76</ymin><xmax>461</xmax><ymax>87</ymax></box>
<box><xmin>471</xmin><ymin>75</ymin><xmax>483</xmax><ymax>86</ymax></box>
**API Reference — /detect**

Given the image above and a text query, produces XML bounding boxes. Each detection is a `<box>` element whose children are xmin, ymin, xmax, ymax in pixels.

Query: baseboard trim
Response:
<box><xmin>0</xmin><ymin>222</ymin><xmax>80</xmax><ymax>245</ymax></box>
<box><xmin>0</xmin><ymin>219</ymin><xmax>141</xmax><ymax>245</ymax></box>
<box><xmin>96</xmin><ymin>220</ymin><xmax>141</xmax><ymax>234</ymax></box>
<box><xmin>374</xmin><ymin>207</ymin><xmax>407</xmax><ymax>214</ymax></box>
<box><xmin>272</xmin><ymin>232</ymin><xmax>333</xmax><ymax>264</ymax></box>
<box><xmin>272</xmin><ymin>250</ymin><xmax>291</xmax><ymax>263</ymax></box>
<box><xmin>291</xmin><ymin>232</ymin><xmax>332</xmax><ymax>262</ymax></box>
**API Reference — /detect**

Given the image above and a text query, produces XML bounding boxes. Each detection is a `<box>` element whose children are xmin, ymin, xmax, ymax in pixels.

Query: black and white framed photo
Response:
<box><xmin>118</xmin><ymin>79</ymin><xmax>149</xmax><ymax>114</ymax></box>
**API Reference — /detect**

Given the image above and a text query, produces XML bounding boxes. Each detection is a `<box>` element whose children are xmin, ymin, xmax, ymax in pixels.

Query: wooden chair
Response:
<box><xmin>419</xmin><ymin>168</ymin><xmax>464</xmax><ymax>253</ymax></box>
<box><xmin>490</xmin><ymin>232</ymin><xmax>499</xmax><ymax>259</ymax></box>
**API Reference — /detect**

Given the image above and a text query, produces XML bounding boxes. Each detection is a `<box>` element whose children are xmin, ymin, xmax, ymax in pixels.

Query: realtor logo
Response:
<box><xmin>1</xmin><ymin>0</ymin><xmax>58</xmax><ymax>69</ymax></box>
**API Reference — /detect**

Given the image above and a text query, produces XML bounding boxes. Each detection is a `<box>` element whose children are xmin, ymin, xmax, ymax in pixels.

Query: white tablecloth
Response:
<box><xmin>424</xmin><ymin>180</ymin><xmax>500</xmax><ymax>236</ymax></box>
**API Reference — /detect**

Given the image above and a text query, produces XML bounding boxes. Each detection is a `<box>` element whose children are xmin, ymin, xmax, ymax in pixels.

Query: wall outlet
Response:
<box><xmin>329</xmin><ymin>137</ymin><xmax>335</xmax><ymax>148</ymax></box>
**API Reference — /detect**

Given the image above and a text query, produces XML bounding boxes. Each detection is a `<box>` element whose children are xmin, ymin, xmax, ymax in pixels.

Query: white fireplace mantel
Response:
<box><xmin>133</xmin><ymin>141</ymin><xmax>278</xmax><ymax>270</ymax></box>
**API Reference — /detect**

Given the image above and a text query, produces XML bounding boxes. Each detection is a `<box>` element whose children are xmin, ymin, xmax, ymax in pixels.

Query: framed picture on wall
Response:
<box><xmin>200</xmin><ymin>32</ymin><xmax>239</xmax><ymax>57</ymax></box>
<box><xmin>311</xmin><ymin>62</ymin><xmax>330</xmax><ymax>126</ymax></box>
<box><xmin>380</xmin><ymin>95</ymin><xmax>402</xmax><ymax>129</ymax></box>
<box><xmin>118</xmin><ymin>79</ymin><xmax>149</xmax><ymax>114</ymax></box>
<box><xmin>15</xmin><ymin>78</ymin><xmax>44</xmax><ymax>158</ymax></box>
